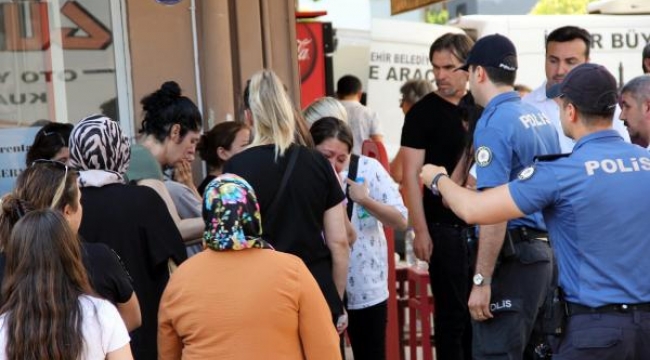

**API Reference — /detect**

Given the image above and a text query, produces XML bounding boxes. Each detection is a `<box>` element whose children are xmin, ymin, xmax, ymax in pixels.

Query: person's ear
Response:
<box><xmin>170</xmin><ymin>124</ymin><xmax>181</xmax><ymax>140</ymax></box>
<box><xmin>244</xmin><ymin>109</ymin><xmax>254</xmax><ymax>127</ymax></box>
<box><xmin>567</xmin><ymin>103</ymin><xmax>578</xmax><ymax>124</ymax></box>
<box><xmin>217</xmin><ymin>146</ymin><xmax>229</xmax><ymax>161</ymax></box>
<box><xmin>62</xmin><ymin>203</ymin><xmax>75</xmax><ymax>221</ymax></box>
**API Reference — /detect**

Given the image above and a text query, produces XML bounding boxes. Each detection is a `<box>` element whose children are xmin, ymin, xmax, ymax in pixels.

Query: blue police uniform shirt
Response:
<box><xmin>509</xmin><ymin>130</ymin><xmax>650</xmax><ymax>307</ymax></box>
<box><xmin>474</xmin><ymin>91</ymin><xmax>560</xmax><ymax>230</ymax></box>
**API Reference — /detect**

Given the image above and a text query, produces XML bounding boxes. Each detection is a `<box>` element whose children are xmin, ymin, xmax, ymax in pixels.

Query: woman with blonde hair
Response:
<box><xmin>224</xmin><ymin>69</ymin><xmax>350</xmax><ymax>331</ymax></box>
<box><xmin>303</xmin><ymin>97</ymin><xmax>348</xmax><ymax>127</ymax></box>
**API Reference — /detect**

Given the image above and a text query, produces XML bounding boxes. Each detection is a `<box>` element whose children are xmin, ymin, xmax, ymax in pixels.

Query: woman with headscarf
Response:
<box><xmin>158</xmin><ymin>174</ymin><xmax>341</xmax><ymax>360</ymax></box>
<box><xmin>69</xmin><ymin>114</ymin><xmax>187</xmax><ymax>360</ymax></box>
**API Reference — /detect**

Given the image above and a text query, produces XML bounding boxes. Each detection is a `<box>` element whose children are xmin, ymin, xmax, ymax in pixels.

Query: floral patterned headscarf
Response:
<box><xmin>202</xmin><ymin>174</ymin><xmax>272</xmax><ymax>251</ymax></box>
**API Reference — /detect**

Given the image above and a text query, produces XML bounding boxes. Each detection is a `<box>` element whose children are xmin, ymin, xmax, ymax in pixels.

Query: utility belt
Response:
<box><xmin>566</xmin><ymin>302</ymin><xmax>650</xmax><ymax>316</ymax></box>
<box><xmin>500</xmin><ymin>227</ymin><xmax>548</xmax><ymax>260</ymax></box>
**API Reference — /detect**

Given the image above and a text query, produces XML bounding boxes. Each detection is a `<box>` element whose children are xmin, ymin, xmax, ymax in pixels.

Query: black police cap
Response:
<box><xmin>546</xmin><ymin>63</ymin><xmax>618</xmax><ymax>113</ymax></box>
<box><xmin>456</xmin><ymin>34</ymin><xmax>518</xmax><ymax>72</ymax></box>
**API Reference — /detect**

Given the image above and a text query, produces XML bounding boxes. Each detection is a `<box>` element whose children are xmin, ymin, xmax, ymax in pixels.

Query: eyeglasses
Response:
<box><xmin>31</xmin><ymin>159</ymin><xmax>69</xmax><ymax>209</ymax></box>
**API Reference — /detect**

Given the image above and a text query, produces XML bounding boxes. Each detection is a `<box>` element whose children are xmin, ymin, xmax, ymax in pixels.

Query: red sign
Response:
<box><xmin>296</xmin><ymin>22</ymin><xmax>326</xmax><ymax>110</ymax></box>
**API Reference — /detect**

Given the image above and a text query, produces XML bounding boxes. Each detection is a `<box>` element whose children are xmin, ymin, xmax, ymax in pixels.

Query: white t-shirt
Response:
<box><xmin>344</xmin><ymin>156</ymin><xmax>407</xmax><ymax>309</ymax></box>
<box><xmin>522</xmin><ymin>81</ymin><xmax>630</xmax><ymax>153</ymax></box>
<box><xmin>340</xmin><ymin>100</ymin><xmax>383</xmax><ymax>155</ymax></box>
<box><xmin>0</xmin><ymin>295</ymin><xmax>130</xmax><ymax>359</ymax></box>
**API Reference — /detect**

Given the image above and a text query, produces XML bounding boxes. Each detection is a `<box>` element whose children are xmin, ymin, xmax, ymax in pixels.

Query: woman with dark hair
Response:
<box><xmin>25</xmin><ymin>122</ymin><xmax>73</xmax><ymax>164</ymax></box>
<box><xmin>196</xmin><ymin>121</ymin><xmax>250</xmax><ymax>195</ymax></box>
<box><xmin>158</xmin><ymin>174</ymin><xmax>341</xmax><ymax>360</ymax></box>
<box><xmin>224</xmin><ymin>69</ymin><xmax>350</xmax><ymax>332</ymax></box>
<box><xmin>310</xmin><ymin>117</ymin><xmax>407</xmax><ymax>360</ymax></box>
<box><xmin>0</xmin><ymin>209</ymin><xmax>132</xmax><ymax>360</ymax></box>
<box><xmin>69</xmin><ymin>114</ymin><xmax>186</xmax><ymax>360</ymax></box>
<box><xmin>126</xmin><ymin>81</ymin><xmax>204</xmax><ymax>244</ymax></box>
<box><xmin>0</xmin><ymin>161</ymin><xmax>141</xmax><ymax>332</ymax></box>
<box><xmin>128</xmin><ymin>81</ymin><xmax>202</xmax><ymax>182</ymax></box>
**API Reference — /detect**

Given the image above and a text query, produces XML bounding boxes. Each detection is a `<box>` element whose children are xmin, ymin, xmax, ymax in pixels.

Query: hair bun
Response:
<box><xmin>141</xmin><ymin>81</ymin><xmax>182</xmax><ymax>113</ymax></box>
<box><xmin>1</xmin><ymin>195</ymin><xmax>32</xmax><ymax>221</ymax></box>
<box><xmin>160</xmin><ymin>81</ymin><xmax>182</xmax><ymax>98</ymax></box>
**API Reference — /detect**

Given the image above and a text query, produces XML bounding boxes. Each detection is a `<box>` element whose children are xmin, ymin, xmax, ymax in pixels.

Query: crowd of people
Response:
<box><xmin>0</xmin><ymin>23</ymin><xmax>650</xmax><ymax>360</ymax></box>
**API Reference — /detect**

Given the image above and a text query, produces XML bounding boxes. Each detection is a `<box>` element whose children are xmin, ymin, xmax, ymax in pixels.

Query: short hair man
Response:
<box><xmin>400</xmin><ymin>32</ymin><xmax>475</xmax><ymax>360</ymax></box>
<box><xmin>522</xmin><ymin>26</ymin><xmax>630</xmax><ymax>152</ymax></box>
<box><xmin>336</xmin><ymin>75</ymin><xmax>382</xmax><ymax>154</ymax></box>
<box><xmin>422</xmin><ymin>63</ymin><xmax>650</xmax><ymax>360</ymax></box>
<box><xmin>457</xmin><ymin>34</ymin><xmax>560</xmax><ymax>359</ymax></box>
<box><xmin>620</xmin><ymin>75</ymin><xmax>650</xmax><ymax>148</ymax></box>
<box><xmin>642</xmin><ymin>42</ymin><xmax>650</xmax><ymax>74</ymax></box>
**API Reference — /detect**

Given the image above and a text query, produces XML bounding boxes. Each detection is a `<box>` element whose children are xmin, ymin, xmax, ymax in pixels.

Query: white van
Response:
<box><xmin>449</xmin><ymin>15</ymin><xmax>650</xmax><ymax>90</ymax></box>
<box><xmin>333</xmin><ymin>19</ymin><xmax>464</xmax><ymax>158</ymax></box>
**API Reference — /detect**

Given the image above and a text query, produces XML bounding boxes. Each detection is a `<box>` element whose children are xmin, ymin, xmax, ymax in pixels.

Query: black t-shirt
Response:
<box><xmin>197</xmin><ymin>174</ymin><xmax>216</xmax><ymax>196</ymax></box>
<box><xmin>82</xmin><ymin>242</ymin><xmax>134</xmax><ymax>304</ymax></box>
<box><xmin>0</xmin><ymin>242</ymin><xmax>133</xmax><ymax>304</ymax></box>
<box><xmin>78</xmin><ymin>183</ymin><xmax>187</xmax><ymax>360</ymax></box>
<box><xmin>400</xmin><ymin>92</ymin><xmax>467</xmax><ymax>225</ymax></box>
<box><xmin>224</xmin><ymin>144</ymin><xmax>345</xmax><ymax>315</ymax></box>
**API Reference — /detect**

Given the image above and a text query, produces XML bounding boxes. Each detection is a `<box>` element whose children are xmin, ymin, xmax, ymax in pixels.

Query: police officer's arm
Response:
<box><xmin>421</xmin><ymin>164</ymin><xmax>525</xmax><ymax>224</ymax></box>
<box><xmin>402</xmin><ymin>146</ymin><xmax>433</xmax><ymax>261</ymax></box>
<box><xmin>468</xmin><ymin>213</ymin><xmax>506</xmax><ymax>320</ymax></box>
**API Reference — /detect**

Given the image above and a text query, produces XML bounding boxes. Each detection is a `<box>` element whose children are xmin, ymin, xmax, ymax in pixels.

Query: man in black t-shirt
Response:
<box><xmin>400</xmin><ymin>33</ymin><xmax>475</xmax><ymax>360</ymax></box>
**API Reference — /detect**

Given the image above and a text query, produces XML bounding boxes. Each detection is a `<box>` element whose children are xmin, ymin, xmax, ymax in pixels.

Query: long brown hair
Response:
<box><xmin>0</xmin><ymin>162</ymin><xmax>79</xmax><ymax>249</ymax></box>
<box><xmin>1</xmin><ymin>209</ymin><xmax>93</xmax><ymax>360</ymax></box>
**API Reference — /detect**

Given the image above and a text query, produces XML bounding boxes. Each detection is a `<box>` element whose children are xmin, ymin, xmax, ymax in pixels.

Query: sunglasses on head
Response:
<box><xmin>30</xmin><ymin>159</ymin><xmax>71</xmax><ymax>209</ymax></box>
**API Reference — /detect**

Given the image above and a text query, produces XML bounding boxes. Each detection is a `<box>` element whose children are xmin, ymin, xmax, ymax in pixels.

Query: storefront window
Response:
<box><xmin>0</xmin><ymin>0</ymin><xmax>131</xmax><ymax>195</ymax></box>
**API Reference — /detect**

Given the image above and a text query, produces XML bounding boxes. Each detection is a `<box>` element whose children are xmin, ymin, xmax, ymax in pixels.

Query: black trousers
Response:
<box><xmin>347</xmin><ymin>300</ymin><xmax>388</xmax><ymax>360</ymax></box>
<box><xmin>428</xmin><ymin>224</ymin><xmax>473</xmax><ymax>360</ymax></box>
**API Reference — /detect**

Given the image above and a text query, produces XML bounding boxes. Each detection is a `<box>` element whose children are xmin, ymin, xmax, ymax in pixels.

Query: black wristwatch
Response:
<box><xmin>429</xmin><ymin>173</ymin><xmax>449</xmax><ymax>196</ymax></box>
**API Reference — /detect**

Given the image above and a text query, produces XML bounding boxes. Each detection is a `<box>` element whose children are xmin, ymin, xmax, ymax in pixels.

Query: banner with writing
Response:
<box><xmin>0</xmin><ymin>127</ymin><xmax>39</xmax><ymax>196</ymax></box>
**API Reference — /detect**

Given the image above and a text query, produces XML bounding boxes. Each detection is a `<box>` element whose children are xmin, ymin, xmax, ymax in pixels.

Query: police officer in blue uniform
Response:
<box><xmin>454</xmin><ymin>34</ymin><xmax>561</xmax><ymax>359</ymax></box>
<box><xmin>421</xmin><ymin>63</ymin><xmax>650</xmax><ymax>359</ymax></box>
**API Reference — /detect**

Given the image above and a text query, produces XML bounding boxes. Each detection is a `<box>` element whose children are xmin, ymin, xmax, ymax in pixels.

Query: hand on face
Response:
<box><xmin>173</xmin><ymin>160</ymin><xmax>195</xmax><ymax>187</ymax></box>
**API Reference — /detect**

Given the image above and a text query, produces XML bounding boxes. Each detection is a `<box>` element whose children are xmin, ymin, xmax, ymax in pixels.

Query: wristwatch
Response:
<box><xmin>473</xmin><ymin>273</ymin><xmax>492</xmax><ymax>286</ymax></box>
<box><xmin>429</xmin><ymin>173</ymin><xmax>449</xmax><ymax>196</ymax></box>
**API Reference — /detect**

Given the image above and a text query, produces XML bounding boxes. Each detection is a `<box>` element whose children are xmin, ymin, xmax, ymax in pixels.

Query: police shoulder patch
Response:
<box><xmin>475</xmin><ymin>146</ymin><xmax>492</xmax><ymax>167</ymax></box>
<box><xmin>517</xmin><ymin>166</ymin><xmax>536</xmax><ymax>180</ymax></box>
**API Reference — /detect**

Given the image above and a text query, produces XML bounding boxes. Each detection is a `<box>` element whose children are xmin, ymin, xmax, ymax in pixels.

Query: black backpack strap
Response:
<box><xmin>267</xmin><ymin>145</ymin><xmax>300</xmax><ymax>218</ymax></box>
<box><xmin>346</xmin><ymin>154</ymin><xmax>360</xmax><ymax>220</ymax></box>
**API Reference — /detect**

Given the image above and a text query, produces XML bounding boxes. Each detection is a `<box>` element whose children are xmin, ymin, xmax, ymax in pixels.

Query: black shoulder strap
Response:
<box><xmin>534</xmin><ymin>153</ymin><xmax>571</xmax><ymax>162</ymax></box>
<box><xmin>346</xmin><ymin>154</ymin><xmax>360</xmax><ymax>220</ymax></box>
<box><xmin>267</xmin><ymin>146</ymin><xmax>300</xmax><ymax>218</ymax></box>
